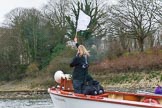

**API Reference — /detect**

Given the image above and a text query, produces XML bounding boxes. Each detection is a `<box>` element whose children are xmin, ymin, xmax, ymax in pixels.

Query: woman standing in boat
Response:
<box><xmin>70</xmin><ymin>37</ymin><xmax>90</xmax><ymax>94</ymax></box>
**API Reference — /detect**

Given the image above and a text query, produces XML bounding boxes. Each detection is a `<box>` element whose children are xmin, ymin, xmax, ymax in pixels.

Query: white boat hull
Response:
<box><xmin>48</xmin><ymin>89</ymin><xmax>162</xmax><ymax>108</ymax></box>
<box><xmin>50</xmin><ymin>94</ymin><xmax>142</xmax><ymax>108</ymax></box>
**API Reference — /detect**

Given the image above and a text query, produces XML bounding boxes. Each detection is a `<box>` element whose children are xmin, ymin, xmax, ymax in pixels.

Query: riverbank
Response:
<box><xmin>0</xmin><ymin>90</ymin><xmax>49</xmax><ymax>99</ymax></box>
<box><xmin>0</xmin><ymin>79</ymin><xmax>50</xmax><ymax>99</ymax></box>
<box><xmin>0</xmin><ymin>87</ymin><xmax>156</xmax><ymax>99</ymax></box>
<box><xmin>0</xmin><ymin>85</ymin><xmax>156</xmax><ymax>99</ymax></box>
<box><xmin>0</xmin><ymin>79</ymin><xmax>159</xmax><ymax>99</ymax></box>
<box><xmin>0</xmin><ymin>70</ymin><xmax>161</xmax><ymax>99</ymax></box>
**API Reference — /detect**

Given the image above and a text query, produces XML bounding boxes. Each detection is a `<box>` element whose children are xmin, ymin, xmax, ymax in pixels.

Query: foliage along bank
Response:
<box><xmin>0</xmin><ymin>0</ymin><xmax>162</xmax><ymax>82</ymax></box>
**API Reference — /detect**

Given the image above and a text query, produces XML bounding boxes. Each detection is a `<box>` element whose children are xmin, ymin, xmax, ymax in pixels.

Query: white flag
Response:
<box><xmin>77</xmin><ymin>10</ymin><xmax>91</xmax><ymax>31</ymax></box>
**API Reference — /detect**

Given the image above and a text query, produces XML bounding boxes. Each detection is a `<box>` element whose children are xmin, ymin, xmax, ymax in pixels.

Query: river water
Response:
<box><xmin>0</xmin><ymin>98</ymin><xmax>54</xmax><ymax>108</ymax></box>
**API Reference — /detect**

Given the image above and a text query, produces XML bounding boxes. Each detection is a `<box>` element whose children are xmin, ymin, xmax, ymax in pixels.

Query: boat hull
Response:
<box><xmin>48</xmin><ymin>88</ymin><xmax>162</xmax><ymax>108</ymax></box>
<box><xmin>50</xmin><ymin>94</ymin><xmax>142</xmax><ymax>108</ymax></box>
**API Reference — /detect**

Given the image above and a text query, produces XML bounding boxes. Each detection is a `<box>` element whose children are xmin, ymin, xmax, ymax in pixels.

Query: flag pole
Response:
<box><xmin>75</xmin><ymin>30</ymin><xmax>77</xmax><ymax>38</ymax></box>
<box><xmin>74</xmin><ymin>29</ymin><xmax>78</xmax><ymax>44</ymax></box>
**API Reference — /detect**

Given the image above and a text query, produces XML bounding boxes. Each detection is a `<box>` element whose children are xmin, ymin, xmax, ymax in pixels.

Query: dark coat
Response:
<box><xmin>70</xmin><ymin>54</ymin><xmax>88</xmax><ymax>81</ymax></box>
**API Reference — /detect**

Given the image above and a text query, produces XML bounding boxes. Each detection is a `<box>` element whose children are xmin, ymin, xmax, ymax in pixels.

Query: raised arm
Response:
<box><xmin>74</xmin><ymin>37</ymin><xmax>79</xmax><ymax>48</ymax></box>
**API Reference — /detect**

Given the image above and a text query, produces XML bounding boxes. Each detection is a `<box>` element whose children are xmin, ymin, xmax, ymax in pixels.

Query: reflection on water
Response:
<box><xmin>0</xmin><ymin>98</ymin><xmax>54</xmax><ymax>108</ymax></box>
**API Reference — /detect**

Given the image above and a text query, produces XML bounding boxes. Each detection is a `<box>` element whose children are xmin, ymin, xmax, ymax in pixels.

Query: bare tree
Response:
<box><xmin>4</xmin><ymin>8</ymin><xmax>45</xmax><ymax>64</ymax></box>
<box><xmin>4</xmin><ymin>8</ymin><xmax>29</xmax><ymax>64</ymax></box>
<box><xmin>66</xmin><ymin>0</ymin><xmax>107</xmax><ymax>43</ymax></box>
<box><xmin>107</xmin><ymin>0</ymin><xmax>161</xmax><ymax>52</ymax></box>
<box><xmin>43</xmin><ymin>0</ymin><xmax>69</xmax><ymax>46</ymax></box>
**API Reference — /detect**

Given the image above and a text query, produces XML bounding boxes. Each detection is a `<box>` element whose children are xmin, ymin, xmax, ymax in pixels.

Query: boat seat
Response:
<box><xmin>60</xmin><ymin>77</ymin><xmax>73</xmax><ymax>91</ymax></box>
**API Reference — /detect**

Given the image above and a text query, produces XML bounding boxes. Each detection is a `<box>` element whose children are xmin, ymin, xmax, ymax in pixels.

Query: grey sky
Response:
<box><xmin>0</xmin><ymin>0</ymin><xmax>118</xmax><ymax>26</ymax></box>
<box><xmin>0</xmin><ymin>0</ymin><xmax>48</xmax><ymax>25</ymax></box>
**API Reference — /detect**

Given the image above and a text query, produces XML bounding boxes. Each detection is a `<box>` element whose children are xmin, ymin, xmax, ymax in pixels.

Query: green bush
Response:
<box><xmin>51</xmin><ymin>44</ymin><xmax>66</xmax><ymax>58</ymax></box>
<box><xmin>0</xmin><ymin>64</ymin><xmax>27</xmax><ymax>81</ymax></box>
<box><xmin>26</xmin><ymin>62</ymin><xmax>39</xmax><ymax>77</ymax></box>
<box><xmin>46</xmin><ymin>46</ymin><xmax>76</xmax><ymax>74</ymax></box>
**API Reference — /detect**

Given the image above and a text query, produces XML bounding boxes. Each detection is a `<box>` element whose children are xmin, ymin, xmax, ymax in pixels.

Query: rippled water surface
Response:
<box><xmin>0</xmin><ymin>98</ymin><xmax>54</xmax><ymax>108</ymax></box>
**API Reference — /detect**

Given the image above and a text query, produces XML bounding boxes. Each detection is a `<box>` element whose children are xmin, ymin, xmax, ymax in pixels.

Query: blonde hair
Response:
<box><xmin>77</xmin><ymin>45</ymin><xmax>90</xmax><ymax>57</ymax></box>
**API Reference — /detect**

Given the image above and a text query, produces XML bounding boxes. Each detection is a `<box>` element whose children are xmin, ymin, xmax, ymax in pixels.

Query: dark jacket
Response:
<box><xmin>70</xmin><ymin>54</ymin><xmax>88</xmax><ymax>81</ymax></box>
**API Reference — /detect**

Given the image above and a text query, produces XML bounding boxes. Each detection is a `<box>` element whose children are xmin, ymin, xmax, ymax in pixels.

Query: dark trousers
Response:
<box><xmin>73</xmin><ymin>80</ymin><xmax>84</xmax><ymax>94</ymax></box>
